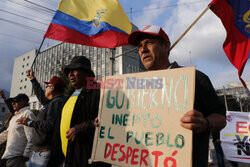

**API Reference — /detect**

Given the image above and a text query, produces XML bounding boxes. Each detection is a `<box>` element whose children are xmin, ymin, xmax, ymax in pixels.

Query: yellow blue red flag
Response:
<box><xmin>210</xmin><ymin>0</ymin><xmax>250</xmax><ymax>88</ymax></box>
<box><xmin>44</xmin><ymin>0</ymin><xmax>132</xmax><ymax>48</ymax></box>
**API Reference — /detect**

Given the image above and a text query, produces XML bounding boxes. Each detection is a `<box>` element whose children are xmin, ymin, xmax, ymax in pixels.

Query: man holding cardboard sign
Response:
<box><xmin>127</xmin><ymin>25</ymin><xmax>226</xmax><ymax>167</ymax></box>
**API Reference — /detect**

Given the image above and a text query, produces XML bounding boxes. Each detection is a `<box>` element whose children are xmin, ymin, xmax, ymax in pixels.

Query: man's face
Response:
<box><xmin>68</xmin><ymin>69</ymin><xmax>88</xmax><ymax>89</ymax></box>
<box><xmin>45</xmin><ymin>84</ymin><xmax>54</xmax><ymax>99</ymax></box>
<box><xmin>11</xmin><ymin>100</ymin><xmax>25</xmax><ymax>111</ymax></box>
<box><xmin>138</xmin><ymin>38</ymin><xmax>169</xmax><ymax>70</ymax></box>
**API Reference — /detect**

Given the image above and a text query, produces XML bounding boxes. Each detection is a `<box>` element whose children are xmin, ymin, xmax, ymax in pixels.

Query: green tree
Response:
<box><xmin>58</xmin><ymin>65</ymin><xmax>73</xmax><ymax>97</ymax></box>
<box><xmin>31</xmin><ymin>109</ymin><xmax>39</xmax><ymax>116</ymax></box>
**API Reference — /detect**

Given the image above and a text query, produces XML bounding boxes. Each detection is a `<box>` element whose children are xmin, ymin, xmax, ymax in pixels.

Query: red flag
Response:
<box><xmin>209</xmin><ymin>0</ymin><xmax>250</xmax><ymax>88</ymax></box>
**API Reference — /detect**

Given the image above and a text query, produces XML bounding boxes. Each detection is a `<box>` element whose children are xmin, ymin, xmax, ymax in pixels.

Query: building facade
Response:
<box><xmin>10</xmin><ymin>50</ymin><xmax>36</xmax><ymax>97</ymax></box>
<box><xmin>11</xmin><ymin>42</ymin><xmax>142</xmax><ymax>110</ymax></box>
<box><xmin>216</xmin><ymin>82</ymin><xmax>250</xmax><ymax>112</ymax></box>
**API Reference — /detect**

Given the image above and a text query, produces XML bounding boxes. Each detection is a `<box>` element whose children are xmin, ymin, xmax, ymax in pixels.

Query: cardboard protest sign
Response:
<box><xmin>221</xmin><ymin>111</ymin><xmax>250</xmax><ymax>163</ymax></box>
<box><xmin>90</xmin><ymin>67</ymin><xmax>195</xmax><ymax>167</ymax></box>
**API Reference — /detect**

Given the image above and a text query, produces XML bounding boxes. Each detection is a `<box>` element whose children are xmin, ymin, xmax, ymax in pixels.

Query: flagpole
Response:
<box><xmin>223</xmin><ymin>86</ymin><xmax>228</xmax><ymax>111</ymax></box>
<box><xmin>170</xmin><ymin>4</ymin><xmax>212</xmax><ymax>51</ymax></box>
<box><xmin>109</xmin><ymin>48</ymin><xmax>115</xmax><ymax>76</ymax></box>
<box><xmin>31</xmin><ymin>37</ymin><xmax>45</xmax><ymax>69</ymax></box>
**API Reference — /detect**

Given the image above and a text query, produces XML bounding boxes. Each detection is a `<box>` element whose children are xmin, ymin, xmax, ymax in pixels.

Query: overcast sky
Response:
<box><xmin>0</xmin><ymin>0</ymin><xmax>249</xmax><ymax>93</ymax></box>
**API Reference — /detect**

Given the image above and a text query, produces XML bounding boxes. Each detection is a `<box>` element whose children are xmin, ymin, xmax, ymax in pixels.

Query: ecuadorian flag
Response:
<box><xmin>44</xmin><ymin>0</ymin><xmax>132</xmax><ymax>48</ymax></box>
<box><xmin>210</xmin><ymin>0</ymin><xmax>250</xmax><ymax>88</ymax></box>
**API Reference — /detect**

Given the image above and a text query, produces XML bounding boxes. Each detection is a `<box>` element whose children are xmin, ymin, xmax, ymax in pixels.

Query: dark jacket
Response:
<box><xmin>30</xmin><ymin>78</ymin><xmax>64</xmax><ymax>150</ymax></box>
<box><xmin>48</xmin><ymin>85</ymin><xmax>110</xmax><ymax>167</ymax></box>
<box><xmin>171</xmin><ymin>62</ymin><xmax>226</xmax><ymax>167</ymax></box>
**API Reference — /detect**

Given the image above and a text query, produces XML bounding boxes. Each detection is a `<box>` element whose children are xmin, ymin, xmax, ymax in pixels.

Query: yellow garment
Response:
<box><xmin>60</xmin><ymin>92</ymin><xmax>80</xmax><ymax>157</ymax></box>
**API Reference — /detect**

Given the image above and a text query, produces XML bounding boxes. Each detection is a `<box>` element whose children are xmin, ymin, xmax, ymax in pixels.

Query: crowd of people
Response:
<box><xmin>0</xmin><ymin>25</ymin><xmax>227</xmax><ymax>167</ymax></box>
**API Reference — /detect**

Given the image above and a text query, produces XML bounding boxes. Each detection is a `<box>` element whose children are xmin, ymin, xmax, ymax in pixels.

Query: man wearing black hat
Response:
<box><xmin>49</xmin><ymin>56</ymin><xmax>110</xmax><ymax>167</ymax></box>
<box><xmin>128</xmin><ymin>25</ymin><xmax>226</xmax><ymax>167</ymax></box>
<box><xmin>1</xmin><ymin>93</ymin><xmax>35</xmax><ymax>167</ymax></box>
<box><xmin>17</xmin><ymin>71</ymin><xmax>65</xmax><ymax>167</ymax></box>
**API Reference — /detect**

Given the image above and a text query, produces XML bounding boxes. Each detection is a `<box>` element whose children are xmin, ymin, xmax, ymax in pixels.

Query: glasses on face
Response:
<box><xmin>45</xmin><ymin>84</ymin><xmax>53</xmax><ymax>88</ymax></box>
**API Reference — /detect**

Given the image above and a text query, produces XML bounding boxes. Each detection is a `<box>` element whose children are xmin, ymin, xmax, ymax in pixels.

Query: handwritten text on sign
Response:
<box><xmin>91</xmin><ymin>67</ymin><xmax>195</xmax><ymax>167</ymax></box>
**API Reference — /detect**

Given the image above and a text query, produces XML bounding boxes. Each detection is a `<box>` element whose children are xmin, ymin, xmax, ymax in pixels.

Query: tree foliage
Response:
<box><xmin>58</xmin><ymin>65</ymin><xmax>73</xmax><ymax>97</ymax></box>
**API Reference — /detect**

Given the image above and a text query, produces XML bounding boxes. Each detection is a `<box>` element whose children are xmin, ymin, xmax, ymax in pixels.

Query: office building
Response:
<box><xmin>216</xmin><ymin>82</ymin><xmax>250</xmax><ymax>112</ymax></box>
<box><xmin>10</xmin><ymin>50</ymin><xmax>36</xmax><ymax>97</ymax></box>
<box><xmin>11</xmin><ymin>42</ymin><xmax>142</xmax><ymax>110</ymax></box>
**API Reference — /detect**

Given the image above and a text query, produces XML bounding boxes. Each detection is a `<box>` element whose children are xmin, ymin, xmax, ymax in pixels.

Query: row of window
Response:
<box><xmin>22</xmin><ymin>63</ymin><xmax>29</xmax><ymax>68</ymax></box>
<box><xmin>30</xmin><ymin>42</ymin><xmax>138</xmax><ymax>93</ymax></box>
<box><xmin>20</xmin><ymin>78</ymin><xmax>28</xmax><ymax>82</ymax></box>
<box><xmin>22</xmin><ymin>56</ymin><xmax>30</xmax><ymax>61</ymax></box>
<box><xmin>31</xmin><ymin>102</ymin><xmax>42</xmax><ymax>110</ymax></box>
<box><xmin>20</xmin><ymin>85</ymin><xmax>27</xmax><ymax>90</ymax></box>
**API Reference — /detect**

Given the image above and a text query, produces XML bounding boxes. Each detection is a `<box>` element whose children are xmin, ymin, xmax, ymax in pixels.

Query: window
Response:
<box><xmin>27</xmin><ymin>56</ymin><xmax>29</xmax><ymax>59</ymax></box>
<box><xmin>22</xmin><ymin>65</ymin><xmax>24</xmax><ymax>68</ymax></box>
<box><xmin>27</xmin><ymin>63</ymin><xmax>29</xmax><ymax>66</ymax></box>
<box><xmin>21</xmin><ymin>72</ymin><xmax>24</xmax><ymax>75</ymax></box>
<box><xmin>20</xmin><ymin>87</ymin><xmax>22</xmax><ymax>90</ymax></box>
<box><xmin>33</xmin><ymin>102</ymin><xmax>36</xmax><ymax>110</ymax></box>
<box><xmin>20</xmin><ymin>79</ymin><xmax>23</xmax><ymax>83</ymax></box>
<box><xmin>2</xmin><ymin>107</ymin><xmax>5</xmax><ymax>113</ymax></box>
<box><xmin>23</xmin><ymin>58</ymin><xmax>25</xmax><ymax>61</ymax></box>
<box><xmin>24</xmin><ymin>85</ymin><xmax>26</xmax><ymax>89</ymax></box>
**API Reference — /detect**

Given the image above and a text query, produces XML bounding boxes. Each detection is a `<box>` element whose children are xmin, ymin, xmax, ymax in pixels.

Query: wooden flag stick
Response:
<box><xmin>170</xmin><ymin>4</ymin><xmax>212</xmax><ymax>51</ymax></box>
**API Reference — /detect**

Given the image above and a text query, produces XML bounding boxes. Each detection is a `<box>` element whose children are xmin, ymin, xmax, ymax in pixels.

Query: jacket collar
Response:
<box><xmin>15</xmin><ymin>106</ymin><xmax>29</xmax><ymax>115</ymax></box>
<box><xmin>169</xmin><ymin>61</ymin><xmax>180</xmax><ymax>69</ymax></box>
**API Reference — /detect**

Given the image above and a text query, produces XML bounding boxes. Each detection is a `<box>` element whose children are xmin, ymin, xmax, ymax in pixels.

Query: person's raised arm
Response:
<box><xmin>0</xmin><ymin>90</ymin><xmax>14</xmax><ymax>114</ymax></box>
<box><xmin>26</xmin><ymin>69</ymin><xmax>49</xmax><ymax>105</ymax></box>
<box><xmin>0</xmin><ymin>90</ymin><xmax>7</xmax><ymax>100</ymax></box>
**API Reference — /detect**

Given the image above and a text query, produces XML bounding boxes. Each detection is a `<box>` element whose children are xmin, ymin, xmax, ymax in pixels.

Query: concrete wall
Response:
<box><xmin>10</xmin><ymin>50</ymin><xmax>36</xmax><ymax>97</ymax></box>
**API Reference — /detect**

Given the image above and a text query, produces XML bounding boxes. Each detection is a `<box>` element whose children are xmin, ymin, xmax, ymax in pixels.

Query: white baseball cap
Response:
<box><xmin>128</xmin><ymin>25</ymin><xmax>170</xmax><ymax>46</ymax></box>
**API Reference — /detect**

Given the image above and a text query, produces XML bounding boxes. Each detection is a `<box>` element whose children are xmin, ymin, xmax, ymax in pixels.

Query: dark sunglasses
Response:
<box><xmin>45</xmin><ymin>84</ymin><xmax>53</xmax><ymax>88</ymax></box>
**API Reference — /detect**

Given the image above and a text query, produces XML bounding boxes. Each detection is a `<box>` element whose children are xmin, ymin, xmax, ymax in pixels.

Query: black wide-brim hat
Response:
<box><xmin>64</xmin><ymin>56</ymin><xmax>95</xmax><ymax>77</ymax></box>
<box><xmin>9</xmin><ymin>93</ymin><xmax>29</xmax><ymax>104</ymax></box>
